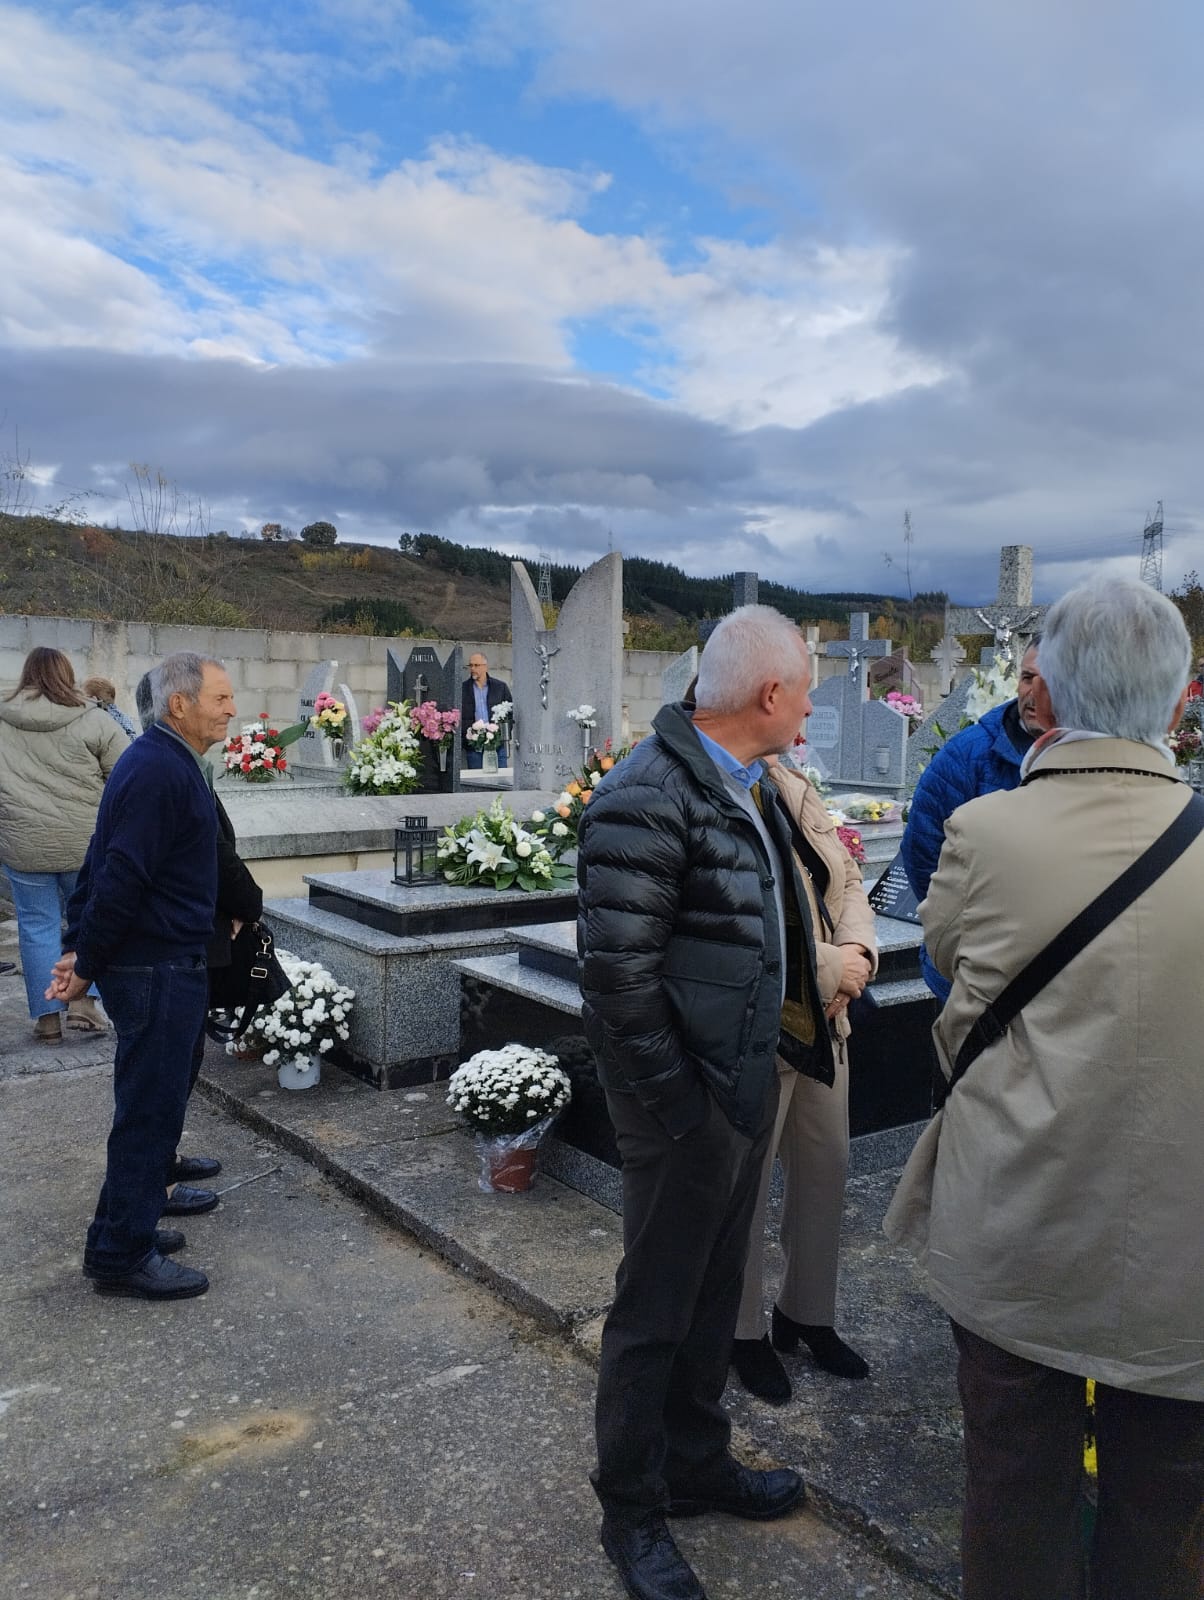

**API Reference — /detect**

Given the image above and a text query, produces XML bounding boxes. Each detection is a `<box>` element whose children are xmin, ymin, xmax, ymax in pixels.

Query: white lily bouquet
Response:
<box><xmin>438</xmin><ymin>796</ymin><xmax>574</xmax><ymax>891</ymax></box>
<box><xmin>446</xmin><ymin>1043</ymin><xmax>572</xmax><ymax>1192</ymax></box>
<box><xmin>344</xmin><ymin>700</ymin><xmax>423</xmax><ymax>794</ymax></box>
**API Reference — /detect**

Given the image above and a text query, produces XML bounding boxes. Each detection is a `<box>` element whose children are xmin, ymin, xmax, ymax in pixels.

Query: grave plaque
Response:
<box><xmin>386</xmin><ymin>642</ymin><xmax>463</xmax><ymax>792</ymax></box>
<box><xmin>806</xmin><ymin>705</ymin><xmax>840</xmax><ymax>751</ymax></box>
<box><xmin>866</xmin><ymin>852</ymin><xmax>923</xmax><ymax>924</ymax></box>
<box><xmin>293</xmin><ymin>660</ymin><xmax>338</xmax><ymax>768</ymax></box>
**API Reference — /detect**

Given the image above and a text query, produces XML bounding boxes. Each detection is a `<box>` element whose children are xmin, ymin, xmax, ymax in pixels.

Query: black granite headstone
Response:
<box><xmin>385</xmin><ymin>643</ymin><xmax>463</xmax><ymax>792</ymax></box>
<box><xmin>867</xmin><ymin>851</ymin><xmax>922</xmax><ymax>924</ymax></box>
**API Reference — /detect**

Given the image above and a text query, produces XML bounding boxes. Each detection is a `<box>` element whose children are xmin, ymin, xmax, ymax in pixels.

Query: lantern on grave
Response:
<box><xmin>393</xmin><ymin>816</ymin><xmax>441</xmax><ymax>886</ymax></box>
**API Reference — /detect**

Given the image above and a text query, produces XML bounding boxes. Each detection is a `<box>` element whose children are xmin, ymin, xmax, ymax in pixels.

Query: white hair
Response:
<box><xmin>694</xmin><ymin>605</ymin><xmax>807</xmax><ymax>715</ymax></box>
<box><xmin>1039</xmin><ymin>576</ymin><xmax>1190</xmax><ymax>741</ymax></box>
<box><xmin>152</xmin><ymin>652</ymin><xmax>226</xmax><ymax>722</ymax></box>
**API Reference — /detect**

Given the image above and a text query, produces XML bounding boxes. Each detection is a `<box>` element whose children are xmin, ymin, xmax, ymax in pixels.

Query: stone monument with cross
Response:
<box><xmin>386</xmin><ymin>642</ymin><xmax>463</xmax><ymax>792</ymax></box>
<box><xmin>512</xmin><ymin>551</ymin><xmax>623</xmax><ymax>790</ymax></box>
<box><xmin>930</xmin><ymin>634</ymin><xmax>967</xmax><ymax>696</ymax></box>
<box><xmin>945</xmin><ymin>545</ymin><xmax>1046</xmax><ymax>669</ymax></box>
<box><xmin>808</xmin><ymin>613</ymin><xmax>908</xmax><ymax>790</ymax></box>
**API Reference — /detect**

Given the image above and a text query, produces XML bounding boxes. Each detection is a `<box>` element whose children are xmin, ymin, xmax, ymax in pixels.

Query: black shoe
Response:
<box><xmin>170</xmin><ymin>1154</ymin><xmax>222</xmax><ymax>1182</ymax></box>
<box><xmin>772</xmin><ymin>1306</ymin><xmax>870</xmax><ymax>1379</ymax></box>
<box><xmin>162</xmin><ymin>1184</ymin><xmax>219</xmax><ymax>1216</ymax></box>
<box><xmin>154</xmin><ymin>1228</ymin><xmax>185</xmax><ymax>1255</ymax></box>
<box><xmin>599</xmin><ymin>1514</ymin><xmax>707</xmax><ymax>1600</ymax></box>
<box><xmin>730</xmin><ymin>1335</ymin><xmax>792</xmax><ymax>1404</ymax></box>
<box><xmin>87</xmin><ymin>1250</ymin><xmax>208</xmax><ymax>1299</ymax></box>
<box><xmin>667</xmin><ymin>1460</ymin><xmax>805</xmax><ymax>1521</ymax></box>
<box><xmin>0</xmin><ymin>960</ymin><xmax>15</xmax><ymax>975</ymax></box>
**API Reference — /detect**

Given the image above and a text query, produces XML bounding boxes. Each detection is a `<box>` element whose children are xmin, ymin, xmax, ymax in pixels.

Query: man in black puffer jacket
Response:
<box><xmin>579</xmin><ymin>605</ymin><xmax>826</xmax><ymax>1600</ymax></box>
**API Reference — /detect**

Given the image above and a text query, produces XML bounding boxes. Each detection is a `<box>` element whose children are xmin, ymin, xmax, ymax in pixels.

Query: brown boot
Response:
<box><xmin>66</xmin><ymin>996</ymin><xmax>108</xmax><ymax>1033</ymax></box>
<box><xmin>34</xmin><ymin>1013</ymin><xmax>63</xmax><ymax>1042</ymax></box>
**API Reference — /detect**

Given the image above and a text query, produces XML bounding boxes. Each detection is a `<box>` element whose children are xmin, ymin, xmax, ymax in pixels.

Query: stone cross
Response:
<box><xmin>824</xmin><ymin>612</ymin><xmax>891</xmax><ymax>690</ymax></box>
<box><xmin>945</xmin><ymin>546</ymin><xmax>1046</xmax><ymax>669</ymax></box>
<box><xmin>930</xmin><ymin>635</ymin><xmax>967</xmax><ymax>695</ymax></box>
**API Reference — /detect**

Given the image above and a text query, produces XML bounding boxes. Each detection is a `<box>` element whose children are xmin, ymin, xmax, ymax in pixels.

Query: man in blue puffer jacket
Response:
<box><xmin>901</xmin><ymin>642</ymin><xmax>1051</xmax><ymax>1001</ymax></box>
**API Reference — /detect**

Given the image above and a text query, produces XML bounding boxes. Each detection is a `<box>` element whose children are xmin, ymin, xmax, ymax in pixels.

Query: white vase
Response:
<box><xmin>277</xmin><ymin>1054</ymin><xmax>320</xmax><ymax>1091</ymax></box>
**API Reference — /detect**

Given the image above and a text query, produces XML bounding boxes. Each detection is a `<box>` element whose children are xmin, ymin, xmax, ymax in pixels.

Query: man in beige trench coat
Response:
<box><xmin>886</xmin><ymin>574</ymin><xmax>1204</xmax><ymax>1600</ymax></box>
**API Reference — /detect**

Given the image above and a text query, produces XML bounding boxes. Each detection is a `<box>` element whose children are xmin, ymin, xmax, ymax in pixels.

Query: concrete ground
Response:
<box><xmin>1</xmin><ymin>919</ymin><xmax>960</xmax><ymax>1600</ymax></box>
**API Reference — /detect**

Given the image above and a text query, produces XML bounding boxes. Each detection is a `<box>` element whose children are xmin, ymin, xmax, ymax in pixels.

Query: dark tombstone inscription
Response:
<box><xmin>867</xmin><ymin>851</ymin><xmax>922</xmax><ymax>924</ymax></box>
<box><xmin>385</xmin><ymin>643</ymin><xmax>463</xmax><ymax>792</ymax></box>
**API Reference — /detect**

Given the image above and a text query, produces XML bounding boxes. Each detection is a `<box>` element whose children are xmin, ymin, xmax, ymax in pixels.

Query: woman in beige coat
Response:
<box><xmin>731</xmin><ymin>758</ymin><xmax>878</xmax><ymax>1403</ymax></box>
<box><xmin>886</xmin><ymin>576</ymin><xmax>1204</xmax><ymax>1600</ymax></box>
<box><xmin>0</xmin><ymin>647</ymin><xmax>127</xmax><ymax>1040</ymax></box>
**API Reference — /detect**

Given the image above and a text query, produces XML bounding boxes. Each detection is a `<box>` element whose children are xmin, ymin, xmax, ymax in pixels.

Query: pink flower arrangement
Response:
<box><xmin>836</xmin><ymin>825</ymin><xmax>865</xmax><ymax>864</ymax></box>
<box><xmin>360</xmin><ymin>706</ymin><xmax>387</xmax><ymax>737</ymax></box>
<box><xmin>409</xmin><ymin>700</ymin><xmax>461</xmax><ymax>745</ymax></box>
<box><xmin>884</xmin><ymin>691</ymin><xmax>923</xmax><ymax>725</ymax></box>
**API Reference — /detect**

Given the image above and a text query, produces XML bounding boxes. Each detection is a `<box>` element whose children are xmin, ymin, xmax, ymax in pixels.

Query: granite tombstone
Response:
<box><xmin>386</xmin><ymin>642</ymin><xmax>463</xmax><ymax>791</ymax></box>
<box><xmin>512</xmin><ymin>552</ymin><xmax>623</xmax><ymax>790</ymax></box>
<box><xmin>809</xmin><ymin>614</ymin><xmax>908</xmax><ymax>789</ymax></box>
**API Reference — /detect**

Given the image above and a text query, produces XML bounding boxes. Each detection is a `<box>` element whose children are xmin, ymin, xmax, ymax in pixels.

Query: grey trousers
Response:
<box><xmin>953</xmin><ymin>1320</ymin><xmax>1204</xmax><ymax>1600</ymax></box>
<box><xmin>592</xmin><ymin>1075</ymin><xmax>778</xmax><ymax>1517</ymax></box>
<box><xmin>735</xmin><ymin>1049</ymin><xmax>849</xmax><ymax>1338</ymax></box>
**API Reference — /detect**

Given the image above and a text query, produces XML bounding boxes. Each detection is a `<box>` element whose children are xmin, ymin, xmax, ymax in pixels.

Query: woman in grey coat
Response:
<box><xmin>0</xmin><ymin>647</ymin><xmax>127</xmax><ymax>1040</ymax></box>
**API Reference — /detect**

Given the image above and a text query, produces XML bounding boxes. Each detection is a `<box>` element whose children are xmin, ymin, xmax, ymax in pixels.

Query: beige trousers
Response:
<box><xmin>734</xmin><ymin>1047</ymin><xmax>850</xmax><ymax>1338</ymax></box>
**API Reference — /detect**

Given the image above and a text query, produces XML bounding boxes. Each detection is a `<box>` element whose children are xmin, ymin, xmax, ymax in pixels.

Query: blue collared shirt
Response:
<box><xmin>692</xmin><ymin>723</ymin><xmax>764</xmax><ymax>790</ymax></box>
<box><xmin>472</xmin><ymin>682</ymin><xmax>490</xmax><ymax>724</ymax></box>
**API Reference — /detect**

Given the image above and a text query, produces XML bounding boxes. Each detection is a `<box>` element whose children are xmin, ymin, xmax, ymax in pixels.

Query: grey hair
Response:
<box><xmin>151</xmin><ymin>652</ymin><xmax>226</xmax><ymax>722</ymax></box>
<box><xmin>1039</xmin><ymin>576</ymin><xmax>1189</xmax><ymax>740</ymax></box>
<box><xmin>694</xmin><ymin>605</ymin><xmax>808</xmax><ymax>715</ymax></box>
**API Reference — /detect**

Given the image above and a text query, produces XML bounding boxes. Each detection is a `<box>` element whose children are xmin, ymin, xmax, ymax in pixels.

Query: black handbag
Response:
<box><xmin>206</xmin><ymin>920</ymin><xmax>291</xmax><ymax>1043</ymax></box>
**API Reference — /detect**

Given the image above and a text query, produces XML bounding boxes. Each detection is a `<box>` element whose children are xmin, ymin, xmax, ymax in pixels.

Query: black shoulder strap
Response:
<box><xmin>942</xmin><ymin>792</ymin><xmax>1204</xmax><ymax>1101</ymax></box>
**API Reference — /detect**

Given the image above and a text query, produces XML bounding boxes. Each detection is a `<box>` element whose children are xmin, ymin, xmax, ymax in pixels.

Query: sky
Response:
<box><xmin>2</xmin><ymin>0</ymin><xmax>1203</xmax><ymax>604</ymax></box>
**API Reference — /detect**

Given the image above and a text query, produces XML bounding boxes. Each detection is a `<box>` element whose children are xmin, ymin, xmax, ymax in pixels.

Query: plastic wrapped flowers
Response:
<box><xmin>446</xmin><ymin>1044</ymin><xmax>572</xmax><ymax>1192</ymax></box>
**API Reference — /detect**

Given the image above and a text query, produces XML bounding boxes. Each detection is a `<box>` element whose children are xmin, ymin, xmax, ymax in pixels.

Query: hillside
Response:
<box><xmin>0</xmin><ymin>513</ymin><xmax>949</xmax><ymax>651</ymax></box>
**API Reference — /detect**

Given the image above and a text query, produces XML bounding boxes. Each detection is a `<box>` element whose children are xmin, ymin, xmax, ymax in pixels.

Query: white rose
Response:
<box><xmin>551</xmin><ymin>822</ymin><xmax>569</xmax><ymax>837</ymax></box>
<box><xmin>516</xmin><ymin>841</ymin><xmax>532</xmax><ymax>858</ymax></box>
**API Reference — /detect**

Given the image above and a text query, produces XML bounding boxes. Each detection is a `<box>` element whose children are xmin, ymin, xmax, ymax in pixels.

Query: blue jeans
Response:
<box><xmin>464</xmin><ymin>744</ymin><xmax>509</xmax><ymax>769</ymax></box>
<box><xmin>84</xmin><ymin>956</ymin><xmax>209</xmax><ymax>1275</ymax></box>
<box><xmin>3</xmin><ymin>866</ymin><xmax>98</xmax><ymax>1019</ymax></box>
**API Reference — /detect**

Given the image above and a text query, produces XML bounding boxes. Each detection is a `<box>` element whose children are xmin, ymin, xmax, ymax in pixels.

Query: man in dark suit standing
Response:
<box><xmin>461</xmin><ymin>651</ymin><xmax>512</xmax><ymax>769</ymax></box>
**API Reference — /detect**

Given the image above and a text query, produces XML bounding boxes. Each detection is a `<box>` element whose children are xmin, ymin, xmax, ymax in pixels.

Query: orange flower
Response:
<box><xmin>599</xmin><ymin>755</ymin><xmax>614</xmax><ymax>771</ymax></box>
<box><xmin>556</xmin><ymin>804</ymin><xmax>572</xmax><ymax>818</ymax></box>
<box><xmin>567</xmin><ymin>780</ymin><xmax>581</xmax><ymax>796</ymax></box>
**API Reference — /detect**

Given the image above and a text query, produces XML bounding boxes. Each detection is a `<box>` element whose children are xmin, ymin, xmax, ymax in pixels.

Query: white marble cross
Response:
<box><xmin>945</xmin><ymin>546</ymin><xmax>1045</xmax><ymax>669</ymax></box>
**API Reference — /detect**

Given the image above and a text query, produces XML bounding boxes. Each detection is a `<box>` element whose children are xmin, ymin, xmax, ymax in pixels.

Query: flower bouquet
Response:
<box><xmin>438</xmin><ymin>796</ymin><xmax>574</xmax><ymax>892</ymax></box>
<box><xmin>410</xmin><ymin>700</ymin><xmax>461</xmax><ymax>781</ymax></box>
<box><xmin>529</xmin><ymin>738</ymin><xmax>632</xmax><ymax>857</ymax></box>
<box><xmin>344</xmin><ymin>701</ymin><xmax>423</xmax><ymax>795</ymax></box>
<box><xmin>224</xmin><ymin>951</ymin><xmax>355</xmax><ymax>1090</ymax></box>
<box><xmin>464</xmin><ymin>698</ymin><xmax>512</xmax><ymax>758</ymax></box>
<box><xmin>310</xmin><ymin>691</ymin><xmax>349</xmax><ymax>741</ymax></box>
<box><xmin>219</xmin><ymin>713</ymin><xmax>307</xmax><ymax>784</ymax></box>
<box><xmin>883</xmin><ymin>690</ymin><xmax>924</xmax><ymax>726</ymax></box>
<box><xmin>836</xmin><ymin>825</ymin><xmax>865</xmax><ymax>864</ymax></box>
<box><xmin>446</xmin><ymin>1043</ymin><xmax>572</xmax><ymax>1191</ymax></box>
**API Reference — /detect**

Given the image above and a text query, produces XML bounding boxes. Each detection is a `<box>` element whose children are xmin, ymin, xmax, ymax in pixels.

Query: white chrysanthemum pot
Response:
<box><xmin>277</xmin><ymin>1054</ymin><xmax>321</xmax><ymax>1091</ymax></box>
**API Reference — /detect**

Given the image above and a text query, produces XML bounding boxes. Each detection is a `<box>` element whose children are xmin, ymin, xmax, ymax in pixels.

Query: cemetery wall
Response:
<box><xmin>0</xmin><ymin>615</ymin><xmax>683</xmax><ymax>736</ymax></box>
<box><xmin>0</xmin><ymin>614</ymin><xmax>946</xmax><ymax>736</ymax></box>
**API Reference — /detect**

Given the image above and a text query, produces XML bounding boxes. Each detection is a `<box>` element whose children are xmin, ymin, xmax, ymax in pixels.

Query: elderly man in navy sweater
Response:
<box><xmin>48</xmin><ymin>652</ymin><xmax>235</xmax><ymax>1300</ymax></box>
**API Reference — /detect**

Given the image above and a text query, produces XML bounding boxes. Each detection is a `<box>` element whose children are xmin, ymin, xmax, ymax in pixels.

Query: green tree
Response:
<box><xmin>301</xmin><ymin>520</ymin><xmax>338</xmax><ymax>546</ymax></box>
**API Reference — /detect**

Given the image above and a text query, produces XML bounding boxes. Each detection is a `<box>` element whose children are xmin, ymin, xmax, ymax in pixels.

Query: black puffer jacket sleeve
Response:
<box><xmin>577</xmin><ymin>769</ymin><xmax>710</xmax><ymax>1139</ymax></box>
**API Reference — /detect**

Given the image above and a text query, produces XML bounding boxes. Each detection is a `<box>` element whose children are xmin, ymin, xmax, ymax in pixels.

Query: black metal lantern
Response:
<box><xmin>393</xmin><ymin>815</ymin><xmax>442</xmax><ymax>885</ymax></box>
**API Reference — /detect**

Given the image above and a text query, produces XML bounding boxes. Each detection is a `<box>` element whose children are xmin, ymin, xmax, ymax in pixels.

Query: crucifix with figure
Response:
<box><xmin>825</xmin><ymin>612</ymin><xmax>891</xmax><ymax>692</ymax></box>
<box><xmin>944</xmin><ymin>546</ymin><xmax>1047</xmax><ymax>670</ymax></box>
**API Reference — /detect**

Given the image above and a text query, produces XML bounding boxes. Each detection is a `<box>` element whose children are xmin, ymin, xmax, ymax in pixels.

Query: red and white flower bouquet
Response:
<box><xmin>220</xmin><ymin>713</ymin><xmax>305</xmax><ymax>784</ymax></box>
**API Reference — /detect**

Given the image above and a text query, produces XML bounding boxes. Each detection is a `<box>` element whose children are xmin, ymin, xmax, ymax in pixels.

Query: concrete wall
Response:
<box><xmin>0</xmin><ymin>614</ymin><xmax>946</xmax><ymax>738</ymax></box>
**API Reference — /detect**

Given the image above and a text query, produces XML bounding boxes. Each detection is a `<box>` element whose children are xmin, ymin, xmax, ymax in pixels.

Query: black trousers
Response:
<box><xmin>592</xmin><ymin>1074</ymin><xmax>778</xmax><ymax>1518</ymax></box>
<box><xmin>953</xmin><ymin>1320</ymin><xmax>1204</xmax><ymax>1600</ymax></box>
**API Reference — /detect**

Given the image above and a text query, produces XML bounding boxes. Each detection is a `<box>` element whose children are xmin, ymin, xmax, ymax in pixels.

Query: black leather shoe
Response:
<box><xmin>772</xmin><ymin>1306</ymin><xmax>870</xmax><ymax>1380</ymax></box>
<box><xmin>731</xmin><ymin>1335</ymin><xmax>792</xmax><ymax>1404</ymax></box>
<box><xmin>170</xmin><ymin>1154</ymin><xmax>222</xmax><ymax>1182</ymax></box>
<box><xmin>162</xmin><ymin>1184</ymin><xmax>219</xmax><ymax>1216</ymax></box>
<box><xmin>599</xmin><ymin>1514</ymin><xmax>707</xmax><ymax>1600</ymax></box>
<box><xmin>154</xmin><ymin>1228</ymin><xmax>185</xmax><ymax>1255</ymax></box>
<box><xmin>87</xmin><ymin>1250</ymin><xmax>208</xmax><ymax>1299</ymax></box>
<box><xmin>667</xmin><ymin>1460</ymin><xmax>805</xmax><ymax>1521</ymax></box>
